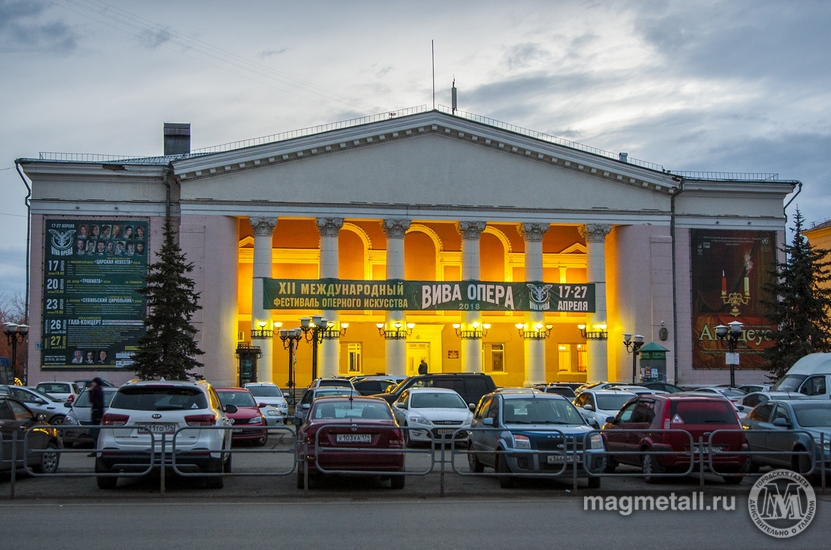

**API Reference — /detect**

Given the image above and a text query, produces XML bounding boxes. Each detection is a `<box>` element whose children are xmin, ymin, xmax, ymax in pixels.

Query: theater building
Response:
<box><xmin>18</xmin><ymin>108</ymin><xmax>798</xmax><ymax>390</ymax></box>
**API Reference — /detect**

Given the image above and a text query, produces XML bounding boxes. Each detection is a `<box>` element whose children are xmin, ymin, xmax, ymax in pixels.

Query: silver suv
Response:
<box><xmin>95</xmin><ymin>380</ymin><xmax>233</xmax><ymax>489</ymax></box>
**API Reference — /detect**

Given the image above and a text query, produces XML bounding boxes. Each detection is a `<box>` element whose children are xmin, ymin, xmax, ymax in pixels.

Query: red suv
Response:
<box><xmin>602</xmin><ymin>394</ymin><xmax>748</xmax><ymax>484</ymax></box>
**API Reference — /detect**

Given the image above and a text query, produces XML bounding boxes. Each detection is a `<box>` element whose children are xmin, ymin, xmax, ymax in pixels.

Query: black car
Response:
<box><xmin>641</xmin><ymin>382</ymin><xmax>685</xmax><ymax>393</ymax></box>
<box><xmin>0</xmin><ymin>396</ymin><xmax>62</xmax><ymax>474</ymax></box>
<box><xmin>537</xmin><ymin>385</ymin><xmax>577</xmax><ymax>399</ymax></box>
<box><xmin>372</xmin><ymin>373</ymin><xmax>497</xmax><ymax>408</ymax></box>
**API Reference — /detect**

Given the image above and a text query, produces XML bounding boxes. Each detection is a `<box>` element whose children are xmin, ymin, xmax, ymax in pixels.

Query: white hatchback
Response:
<box><xmin>95</xmin><ymin>380</ymin><xmax>233</xmax><ymax>489</ymax></box>
<box><xmin>244</xmin><ymin>382</ymin><xmax>290</xmax><ymax>424</ymax></box>
<box><xmin>392</xmin><ymin>387</ymin><xmax>474</xmax><ymax>446</ymax></box>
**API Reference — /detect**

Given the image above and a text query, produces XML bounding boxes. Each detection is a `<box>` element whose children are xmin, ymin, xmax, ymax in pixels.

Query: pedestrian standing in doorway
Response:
<box><xmin>88</xmin><ymin>377</ymin><xmax>105</xmax><ymax>457</ymax></box>
<box><xmin>418</xmin><ymin>359</ymin><xmax>428</xmax><ymax>375</ymax></box>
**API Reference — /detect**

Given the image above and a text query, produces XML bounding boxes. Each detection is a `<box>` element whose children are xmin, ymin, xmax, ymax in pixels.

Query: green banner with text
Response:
<box><xmin>263</xmin><ymin>279</ymin><xmax>595</xmax><ymax>312</ymax></box>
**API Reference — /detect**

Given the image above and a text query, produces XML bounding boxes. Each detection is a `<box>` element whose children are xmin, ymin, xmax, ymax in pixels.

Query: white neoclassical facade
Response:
<box><xmin>19</xmin><ymin>108</ymin><xmax>796</xmax><ymax>389</ymax></box>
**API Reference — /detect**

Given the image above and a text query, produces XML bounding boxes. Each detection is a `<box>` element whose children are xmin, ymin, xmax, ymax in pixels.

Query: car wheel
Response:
<box><xmin>403</xmin><ymin>425</ymin><xmax>412</xmax><ymax>448</ymax></box>
<box><xmin>603</xmin><ymin>456</ymin><xmax>618</xmax><ymax>473</ymax></box>
<box><xmin>95</xmin><ymin>458</ymin><xmax>117</xmax><ymax>489</ymax></box>
<box><xmin>587</xmin><ymin>476</ymin><xmax>601</xmax><ymax>489</ymax></box>
<box><xmin>255</xmin><ymin>433</ymin><xmax>268</xmax><ymax>447</ymax></box>
<box><xmin>793</xmin><ymin>447</ymin><xmax>818</xmax><ymax>483</ymax></box>
<box><xmin>642</xmin><ymin>452</ymin><xmax>663</xmax><ymax>484</ymax></box>
<box><xmin>296</xmin><ymin>465</ymin><xmax>306</xmax><ymax>489</ymax></box>
<box><xmin>49</xmin><ymin>415</ymin><xmax>65</xmax><ymax>426</ymax></box>
<box><xmin>497</xmin><ymin>452</ymin><xmax>515</xmax><ymax>489</ymax></box>
<box><xmin>390</xmin><ymin>475</ymin><xmax>405</xmax><ymax>490</ymax></box>
<box><xmin>468</xmin><ymin>448</ymin><xmax>485</xmax><ymax>473</ymax></box>
<box><xmin>205</xmin><ymin>458</ymin><xmax>224</xmax><ymax>489</ymax></box>
<box><xmin>223</xmin><ymin>452</ymin><xmax>232</xmax><ymax>474</ymax></box>
<box><xmin>33</xmin><ymin>442</ymin><xmax>60</xmax><ymax>474</ymax></box>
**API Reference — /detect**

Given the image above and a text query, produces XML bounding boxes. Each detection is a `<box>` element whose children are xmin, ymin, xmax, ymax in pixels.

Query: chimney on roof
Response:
<box><xmin>619</xmin><ymin>152</ymin><xmax>628</xmax><ymax>163</ymax></box>
<box><xmin>164</xmin><ymin>123</ymin><xmax>190</xmax><ymax>156</ymax></box>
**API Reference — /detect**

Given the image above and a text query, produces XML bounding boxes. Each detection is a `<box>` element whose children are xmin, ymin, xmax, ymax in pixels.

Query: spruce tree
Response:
<box><xmin>131</xmin><ymin>217</ymin><xmax>204</xmax><ymax>380</ymax></box>
<box><xmin>762</xmin><ymin>209</ymin><xmax>831</xmax><ymax>379</ymax></box>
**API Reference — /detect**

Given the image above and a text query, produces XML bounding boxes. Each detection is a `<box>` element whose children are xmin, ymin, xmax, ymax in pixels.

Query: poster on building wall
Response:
<box><xmin>690</xmin><ymin>229</ymin><xmax>777</xmax><ymax>370</ymax></box>
<box><xmin>42</xmin><ymin>219</ymin><xmax>149</xmax><ymax>370</ymax></box>
<box><xmin>263</xmin><ymin>278</ymin><xmax>595</xmax><ymax>312</ymax></box>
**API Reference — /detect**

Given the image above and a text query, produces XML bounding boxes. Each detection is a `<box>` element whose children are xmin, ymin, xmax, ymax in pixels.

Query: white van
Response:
<box><xmin>771</xmin><ymin>353</ymin><xmax>831</xmax><ymax>399</ymax></box>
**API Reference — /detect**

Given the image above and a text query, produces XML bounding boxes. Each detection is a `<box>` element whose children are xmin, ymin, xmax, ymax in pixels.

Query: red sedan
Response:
<box><xmin>216</xmin><ymin>388</ymin><xmax>268</xmax><ymax>446</ymax></box>
<box><xmin>294</xmin><ymin>396</ymin><xmax>405</xmax><ymax>489</ymax></box>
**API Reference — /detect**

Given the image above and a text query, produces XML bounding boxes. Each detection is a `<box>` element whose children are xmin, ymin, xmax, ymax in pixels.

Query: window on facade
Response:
<box><xmin>490</xmin><ymin>343</ymin><xmax>505</xmax><ymax>372</ymax></box>
<box><xmin>347</xmin><ymin>343</ymin><xmax>362</xmax><ymax>373</ymax></box>
<box><xmin>577</xmin><ymin>344</ymin><xmax>587</xmax><ymax>373</ymax></box>
<box><xmin>558</xmin><ymin>345</ymin><xmax>571</xmax><ymax>372</ymax></box>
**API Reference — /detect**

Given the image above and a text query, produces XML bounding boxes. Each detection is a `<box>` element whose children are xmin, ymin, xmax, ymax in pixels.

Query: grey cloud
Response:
<box><xmin>0</xmin><ymin>0</ymin><xmax>77</xmax><ymax>53</ymax></box>
<box><xmin>139</xmin><ymin>27</ymin><xmax>172</xmax><ymax>49</ymax></box>
<box><xmin>505</xmin><ymin>42</ymin><xmax>552</xmax><ymax>70</ymax></box>
<box><xmin>259</xmin><ymin>47</ymin><xmax>290</xmax><ymax>59</ymax></box>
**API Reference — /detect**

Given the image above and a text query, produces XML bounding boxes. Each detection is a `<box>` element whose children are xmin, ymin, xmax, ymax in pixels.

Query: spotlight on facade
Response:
<box><xmin>515</xmin><ymin>322</ymin><xmax>553</xmax><ymax>340</ymax></box>
<box><xmin>453</xmin><ymin>321</ymin><xmax>491</xmax><ymax>339</ymax></box>
<box><xmin>578</xmin><ymin>323</ymin><xmax>607</xmax><ymax>340</ymax></box>
<box><xmin>377</xmin><ymin>321</ymin><xmax>415</xmax><ymax>339</ymax></box>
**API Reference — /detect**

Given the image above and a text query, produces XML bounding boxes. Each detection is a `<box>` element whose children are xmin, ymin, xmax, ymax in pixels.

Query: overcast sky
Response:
<box><xmin>1</xmin><ymin>0</ymin><xmax>829</xmax><ymax>298</ymax></box>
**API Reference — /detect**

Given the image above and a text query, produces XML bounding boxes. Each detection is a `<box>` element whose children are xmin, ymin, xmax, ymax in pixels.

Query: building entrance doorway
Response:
<box><xmin>407</xmin><ymin>343</ymin><xmax>430</xmax><ymax>375</ymax></box>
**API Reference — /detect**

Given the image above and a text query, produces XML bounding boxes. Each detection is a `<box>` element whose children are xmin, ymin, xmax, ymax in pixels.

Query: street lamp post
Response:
<box><xmin>3</xmin><ymin>323</ymin><xmax>28</xmax><ymax>384</ymax></box>
<box><xmin>279</xmin><ymin>328</ymin><xmax>302</xmax><ymax>399</ymax></box>
<box><xmin>299</xmin><ymin>315</ymin><xmax>348</xmax><ymax>380</ymax></box>
<box><xmin>623</xmin><ymin>333</ymin><xmax>645</xmax><ymax>384</ymax></box>
<box><xmin>715</xmin><ymin>321</ymin><xmax>743</xmax><ymax>388</ymax></box>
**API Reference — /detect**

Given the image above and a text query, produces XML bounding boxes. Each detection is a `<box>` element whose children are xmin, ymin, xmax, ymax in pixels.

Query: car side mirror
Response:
<box><xmin>396</xmin><ymin>403</ymin><xmax>407</xmax><ymax>410</ymax></box>
<box><xmin>291</xmin><ymin>416</ymin><xmax>302</xmax><ymax>426</ymax></box>
<box><xmin>258</xmin><ymin>402</ymin><xmax>267</xmax><ymax>408</ymax></box>
<box><xmin>301</xmin><ymin>403</ymin><xmax>310</xmax><ymax>409</ymax></box>
<box><xmin>583</xmin><ymin>404</ymin><xmax>594</xmax><ymax>411</ymax></box>
<box><xmin>772</xmin><ymin>417</ymin><xmax>790</xmax><ymax>427</ymax></box>
<box><xmin>468</xmin><ymin>403</ymin><xmax>476</xmax><ymax>411</ymax></box>
<box><xmin>64</xmin><ymin>402</ymin><xmax>72</xmax><ymax>408</ymax></box>
<box><xmin>589</xmin><ymin>419</ymin><xmax>600</xmax><ymax>428</ymax></box>
<box><xmin>482</xmin><ymin>417</ymin><xmax>494</xmax><ymax>426</ymax></box>
<box><xmin>606</xmin><ymin>416</ymin><xmax>615</xmax><ymax>424</ymax></box>
<box><xmin>224</xmin><ymin>404</ymin><xmax>238</xmax><ymax>414</ymax></box>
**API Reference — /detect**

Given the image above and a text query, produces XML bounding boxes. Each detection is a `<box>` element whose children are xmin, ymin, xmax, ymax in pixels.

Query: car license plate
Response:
<box><xmin>336</xmin><ymin>434</ymin><xmax>371</xmax><ymax>443</ymax></box>
<box><xmin>547</xmin><ymin>454</ymin><xmax>576</xmax><ymax>464</ymax></box>
<box><xmin>233</xmin><ymin>428</ymin><xmax>243</xmax><ymax>433</ymax></box>
<box><xmin>136</xmin><ymin>423</ymin><xmax>176</xmax><ymax>434</ymax></box>
<box><xmin>693</xmin><ymin>444</ymin><xmax>709</xmax><ymax>455</ymax></box>
<box><xmin>437</xmin><ymin>429</ymin><xmax>455</xmax><ymax>435</ymax></box>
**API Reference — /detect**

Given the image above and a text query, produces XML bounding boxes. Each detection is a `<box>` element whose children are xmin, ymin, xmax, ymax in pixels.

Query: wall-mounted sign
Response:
<box><xmin>42</xmin><ymin>219</ymin><xmax>149</xmax><ymax>370</ymax></box>
<box><xmin>263</xmin><ymin>279</ymin><xmax>595</xmax><ymax>312</ymax></box>
<box><xmin>447</xmin><ymin>350</ymin><xmax>460</xmax><ymax>359</ymax></box>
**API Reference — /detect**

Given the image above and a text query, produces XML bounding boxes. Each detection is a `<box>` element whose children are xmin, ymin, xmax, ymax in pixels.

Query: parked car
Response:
<box><xmin>0</xmin><ymin>385</ymin><xmax>67</xmax><ymax>425</ymax></box>
<box><xmin>294</xmin><ymin>396</ymin><xmax>405</xmax><ymax>489</ymax></box>
<box><xmin>573</xmin><ymin>390</ymin><xmax>637</xmax><ymax>428</ymax></box>
<box><xmin>294</xmin><ymin>387</ymin><xmax>361</xmax><ymax>423</ymax></box>
<box><xmin>739</xmin><ymin>391</ymin><xmax>809</xmax><ymax>410</ymax></box>
<box><xmin>602</xmin><ymin>394</ymin><xmax>749</xmax><ymax>484</ymax></box>
<box><xmin>61</xmin><ymin>387</ymin><xmax>118</xmax><ymax>447</ymax></box>
<box><xmin>391</xmin><ymin>387</ymin><xmax>474</xmax><ymax>446</ymax></box>
<box><xmin>74</xmin><ymin>379</ymin><xmax>115</xmax><ymax>391</ymax></box>
<box><xmin>736</xmin><ymin>384</ymin><xmax>772</xmax><ymax>394</ymax></box>
<box><xmin>741</xmin><ymin>400</ymin><xmax>831</xmax><ymax>480</ymax></box>
<box><xmin>770</xmin><ymin>352</ymin><xmax>831</xmax><ymax>399</ymax></box>
<box><xmin>536</xmin><ymin>385</ymin><xmax>577</xmax><ymax>399</ymax></box>
<box><xmin>372</xmin><ymin>373</ymin><xmax>497</xmax><ymax>409</ymax></box>
<box><xmin>468</xmin><ymin>390</ymin><xmax>605</xmax><ymax>488</ymax></box>
<box><xmin>353</xmin><ymin>375</ymin><xmax>405</xmax><ymax>396</ymax></box>
<box><xmin>216</xmin><ymin>388</ymin><xmax>268</xmax><ymax>446</ymax></box>
<box><xmin>95</xmin><ymin>379</ymin><xmax>234</xmax><ymax>489</ymax></box>
<box><xmin>35</xmin><ymin>381</ymin><xmax>80</xmax><ymax>403</ymax></box>
<box><xmin>685</xmin><ymin>386</ymin><xmax>746</xmax><ymax>400</ymax></box>
<box><xmin>641</xmin><ymin>382</ymin><xmax>685</xmax><ymax>393</ymax></box>
<box><xmin>309</xmin><ymin>378</ymin><xmax>355</xmax><ymax>389</ymax></box>
<box><xmin>243</xmin><ymin>382</ymin><xmax>289</xmax><ymax>424</ymax></box>
<box><xmin>613</xmin><ymin>385</ymin><xmax>668</xmax><ymax>395</ymax></box>
<box><xmin>0</xmin><ymin>396</ymin><xmax>61</xmax><ymax>474</ymax></box>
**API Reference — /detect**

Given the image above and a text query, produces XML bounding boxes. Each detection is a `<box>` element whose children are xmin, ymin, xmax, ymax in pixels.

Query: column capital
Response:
<box><xmin>519</xmin><ymin>222</ymin><xmax>550</xmax><ymax>242</ymax></box>
<box><xmin>580</xmin><ymin>224</ymin><xmax>612</xmax><ymax>243</ymax></box>
<box><xmin>316</xmin><ymin>217</ymin><xmax>344</xmax><ymax>237</ymax></box>
<box><xmin>457</xmin><ymin>221</ymin><xmax>487</xmax><ymax>241</ymax></box>
<box><xmin>249</xmin><ymin>217</ymin><xmax>277</xmax><ymax>237</ymax></box>
<box><xmin>381</xmin><ymin>219</ymin><xmax>411</xmax><ymax>239</ymax></box>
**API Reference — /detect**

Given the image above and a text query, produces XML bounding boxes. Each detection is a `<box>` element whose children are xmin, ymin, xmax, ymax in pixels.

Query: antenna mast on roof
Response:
<box><xmin>432</xmin><ymin>40</ymin><xmax>435</xmax><ymax>109</ymax></box>
<box><xmin>452</xmin><ymin>77</ymin><xmax>457</xmax><ymax>115</ymax></box>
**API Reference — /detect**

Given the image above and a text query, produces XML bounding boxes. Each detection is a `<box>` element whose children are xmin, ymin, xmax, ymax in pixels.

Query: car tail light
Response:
<box><xmin>389</xmin><ymin>430</ymin><xmax>403</xmax><ymax>448</ymax></box>
<box><xmin>67</xmin><ymin>395</ymin><xmax>75</xmax><ymax>403</ymax></box>
<box><xmin>185</xmin><ymin>414</ymin><xmax>217</xmax><ymax>426</ymax></box>
<box><xmin>102</xmin><ymin>413</ymin><xmax>129</xmax><ymax>426</ymax></box>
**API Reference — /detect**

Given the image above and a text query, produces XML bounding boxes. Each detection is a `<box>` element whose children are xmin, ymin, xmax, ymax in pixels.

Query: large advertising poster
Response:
<box><xmin>42</xmin><ymin>220</ymin><xmax>149</xmax><ymax>370</ymax></box>
<box><xmin>691</xmin><ymin>229</ymin><xmax>777</xmax><ymax>370</ymax></box>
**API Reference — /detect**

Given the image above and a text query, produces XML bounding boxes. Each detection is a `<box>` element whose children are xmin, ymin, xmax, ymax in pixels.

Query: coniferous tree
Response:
<box><xmin>762</xmin><ymin>210</ymin><xmax>831</xmax><ymax>379</ymax></box>
<box><xmin>131</xmin><ymin>218</ymin><xmax>204</xmax><ymax>380</ymax></box>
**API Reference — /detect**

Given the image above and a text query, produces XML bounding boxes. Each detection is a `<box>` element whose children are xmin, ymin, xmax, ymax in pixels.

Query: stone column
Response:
<box><xmin>250</xmin><ymin>217</ymin><xmax>277</xmax><ymax>383</ymax></box>
<box><xmin>458</xmin><ymin>221</ymin><xmax>487</xmax><ymax>373</ymax></box>
<box><xmin>520</xmin><ymin>222</ymin><xmax>549</xmax><ymax>386</ymax></box>
<box><xmin>579</xmin><ymin>224</ymin><xmax>612</xmax><ymax>382</ymax></box>
<box><xmin>317</xmin><ymin>217</ymin><xmax>344</xmax><ymax>378</ymax></box>
<box><xmin>382</xmin><ymin>219</ymin><xmax>411</xmax><ymax>376</ymax></box>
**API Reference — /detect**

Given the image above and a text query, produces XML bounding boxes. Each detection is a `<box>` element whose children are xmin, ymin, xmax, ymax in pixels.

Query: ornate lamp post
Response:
<box><xmin>715</xmin><ymin>321</ymin><xmax>743</xmax><ymax>388</ymax></box>
<box><xmin>376</xmin><ymin>321</ymin><xmax>415</xmax><ymax>339</ymax></box>
<box><xmin>299</xmin><ymin>316</ymin><xmax>348</xmax><ymax>380</ymax></box>
<box><xmin>279</xmin><ymin>328</ymin><xmax>302</xmax><ymax>399</ymax></box>
<box><xmin>515</xmin><ymin>322</ymin><xmax>553</xmax><ymax>340</ymax></box>
<box><xmin>3</xmin><ymin>323</ymin><xmax>28</xmax><ymax>384</ymax></box>
<box><xmin>453</xmin><ymin>321</ymin><xmax>491</xmax><ymax>339</ymax></box>
<box><xmin>623</xmin><ymin>333</ymin><xmax>645</xmax><ymax>384</ymax></box>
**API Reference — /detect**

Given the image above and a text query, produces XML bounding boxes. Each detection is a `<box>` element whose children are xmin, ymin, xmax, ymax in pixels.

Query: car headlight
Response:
<box><xmin>514</xmin><ymin>435</ymin><xmax>531</xmax><ymax>449</ymax></box>
<box><xmin>266</xmin><ymin>409</ymin><xmax>282</xmax><ymax>417</ymax></box>
<box><xmin>408</xmin><ymin>414</ymin><xmax>430</xmax><ymax>425</ymax></box>
<box><xmin>63</xmin><ymin>415</ymin><xmax>79</xmax><ymax>425</ymax></box>
<box><xmin>589</xmin><ymin>433</ymin><xmax>604</xmax><ymax>450</ymax></box>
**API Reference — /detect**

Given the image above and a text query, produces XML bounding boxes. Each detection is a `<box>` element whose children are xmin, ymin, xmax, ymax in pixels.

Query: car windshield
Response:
<box><xmin>411</xmin><ymin>392</ymin><xmax>466</xmax><ymax>409</ymax></box>
<box><xmin>793</xmin><ymin>404</ymin><xmax>831</xmax><ymax>427</ymax></box>
<box><xmin>247</xmin><ymin>385</ymin><xmax>282</xmax><ymax>397</ymax></box>
<box><xmin>315</xmin><ymin>389</ymin><xmax>358</xmax><ymax>398</ymax></box>
<box><xmin>218</xmin><ymin>391</ymin><xmax>257</xmax><ymax>408</ymax></box>
<box><xmin>312</xmin><ymin>400</ymin><xmax>392</xmax><ymax>420</ymax></box>
<box><xmin>596</xmin><ymin>394</ymin><xmax>635</xmax><ymax>411</ymax></box>
<box><xmin>26</xmin><ymin>387</ymin><xmax>62</xmax><ymax>402</ymax></box>
<box><xmin>74</xmin><ymin>389</ymin><xmax>117</xmax><ymax>408</ymax></box>
<box><xmin>110</xmin><ymin>386</ymin><xmax>207</xmax><ymax>411</ymax></box>
<box><xmin>503</xmin><ymin>398</ymin><xmax>585</xmax><ymax>425</ymax></box>
<box><xmin>37</xmin><ymin>383</ymin><xmax>71</xmax><ymax>394</ymax></box>
<box><xmin>772</xmin><ymin>375</ymin><xmax>806</xmax><ymax>392</ymax></box>
<box><xmin>671</xmin><ymin>400</ymin><xmax>737</xmax><ymax>425</ymax></box>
